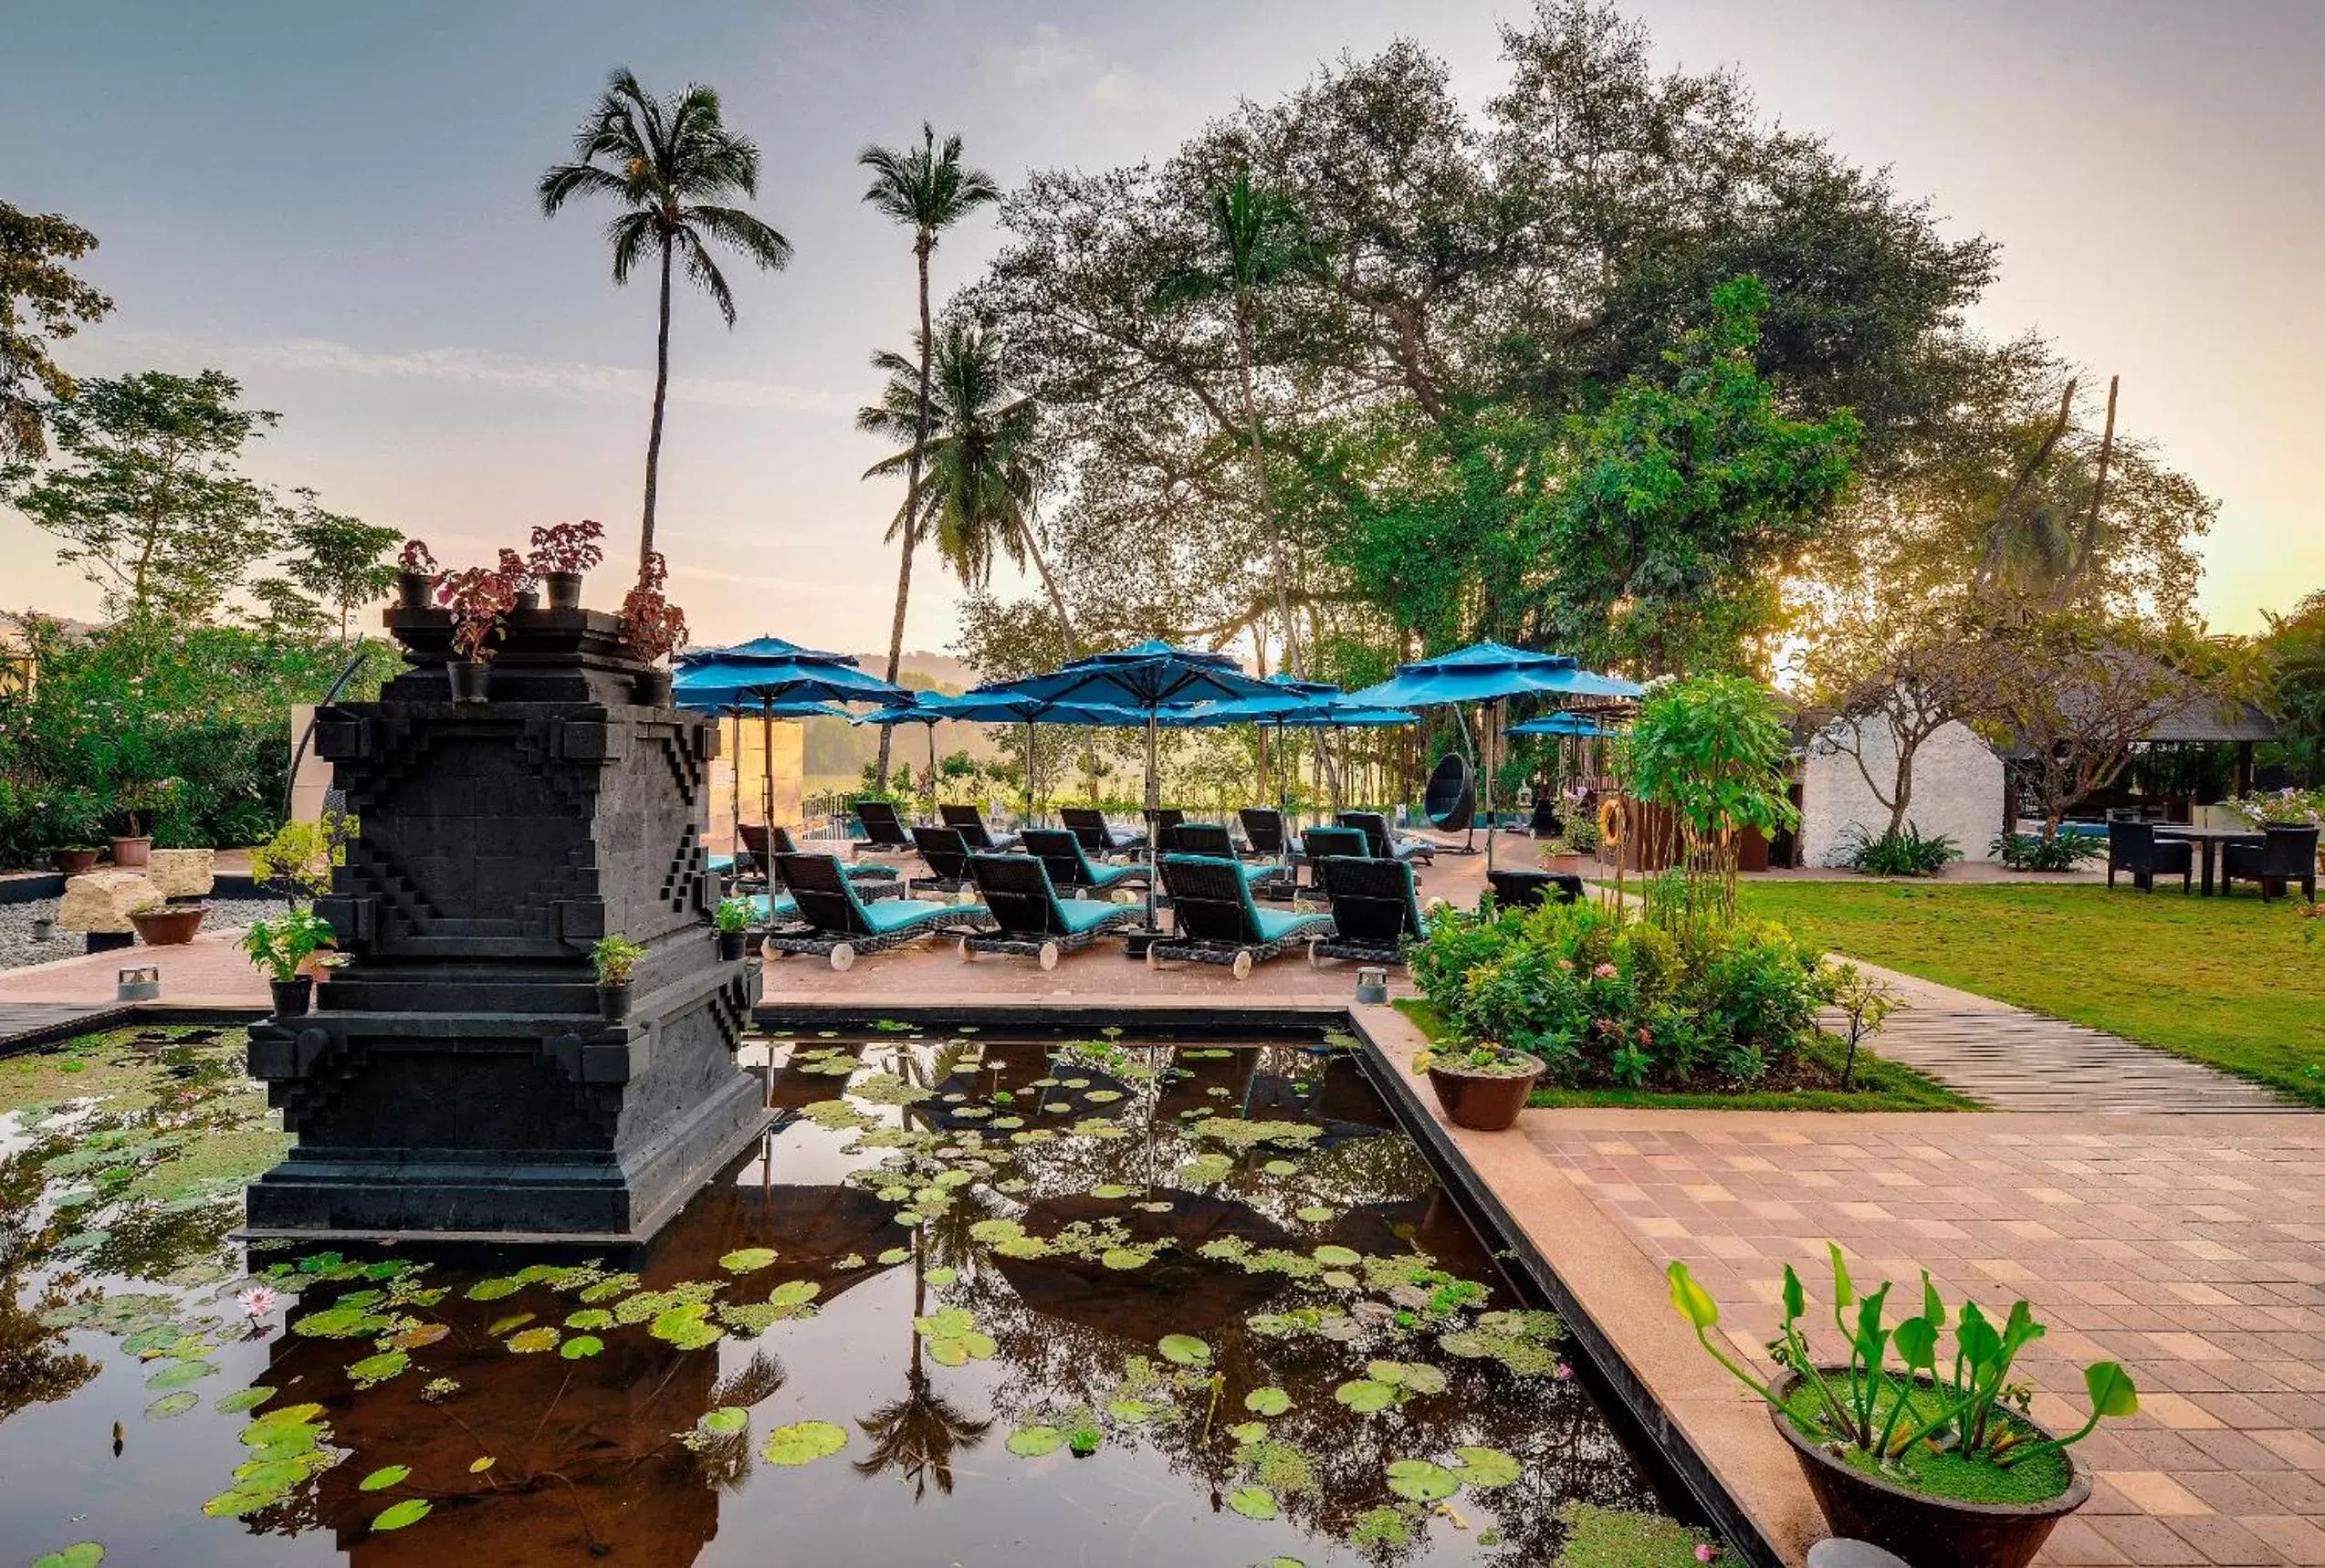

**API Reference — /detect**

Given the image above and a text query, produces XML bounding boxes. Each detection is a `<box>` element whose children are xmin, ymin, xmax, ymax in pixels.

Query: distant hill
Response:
<box><xmin>801</xmin><ymin>650</ymin><xmax>993</xmax><ymax>779</ymax></box>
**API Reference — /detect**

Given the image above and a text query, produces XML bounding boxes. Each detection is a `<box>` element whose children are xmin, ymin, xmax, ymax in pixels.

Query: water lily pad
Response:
<box><xmin>700</xmin><ymin>1406</ymin><xmax>749</xmax><ymax>1437</ymax></box>
<box><xmin>1244</xmin><ymin>1386</ymin><xmax>1292</xmax><ymax>1416</ymax></box>
<box><xmin>565</xmin><ymin>1309</ymin><xmax>613</xmax><ymax>1331</ymax></box>
<box><xmin>1229</xmin><ymin>1486</ymin><xmax>1279</xmax><ymax>1520</ymax></box>
<box><xmin>1453</xmin><ymin>1446</ymin><xmax>1522</xmax><ymax>1487</ymax></box>
<box><xmin>347</xmin><ymin>1351</ymin><xmax>410</xmax><ymax>1387</ymax></box>
<box><xmin>371</xmin><ymin>1498</ymin><xmax>433</xmax><ymax>1531</ymax></box>
<box><xmin>1334</xmin><ymin>1379</ymin><xmax>1395</xmax><ymax>1414</ymax></box>
<box><xmin>1105</xmin><ymin>1398</ymin><xmax>1157</xmax><ymax>1424</ymax></box>
<box><xmin>1322</xmin><ymin>1270</ymin><xmax>1358</xmax><ymax>1290</ymax></box>
<box><xmin>360</xmin><ymin>1465</ymin><xmax>411</xmax><ymax>1491</ymax></box>
<box><xmin>924</xmin><ymin>1265</ymin><xmax>958</xmax><ymax>1287</ymax></box>
<box><xmin>560</xmin><ymin>1334</ymin><xmax>603</xmax><ymax>1360</ymax></box>
<box><xmin>1100</xmin><ymin>1249</ymin><xmax>1147</xmax><ymax>1270</ymax></box>
<box><xmin>144</xmin><ymin>1360</ymin><xmax>216</xmax><ymax>1390</ymax></box>
<box><xmin>468</xmin><ymin>1456</ymin><xmax>496</xmax><ymax>1473</ymax></box>
<box><xmin>32</xmin><ymin>1544</ymin><xmax>104</xmax><ymax>1568</ymax></box>
<box><xmin>215</xmin><ymin>1386</ymin><xmax>273</xmax><ymax>1414</ymax></box>
<box><xmin>1262</xmin><ymin>1159</ymin><xmax>1299</xmax><ymax>1176</ymax></box>
<box><xmin>1294</xmin><ymin>1206</ymin><xmax>1337</xmax><ymax>1223</ymax></box>
<box><xmin>1006</xmin><ymin>1425</ymin><xmax>1064</xmax><ymax>1457</ymax></box>
<box><xmin>507</xmin><ymin>1327</ymin><xmax>560</xmax><ymax>1354</ymax></box>
<box><xmin>768</xmin><ymin>1280</ymin><xmax>821</xmax><ymax>1310</ymax></box>
<box><xmin>761</xmin><ymin>1419</ymin><xmax>849</xmax><ymax>1466</ymax></box>
<box><xmin>388</xmin><ymin>1322</ymin><xmax>450</xmax><ymax>1351</ymax></box>
<box><xmin>1228</xmin><ymin>1420</ymin><xmax>1268</xmax><ymax>1443</ymax></box>
<box><xmin>143</xmin><ymin>1390</ymin><xmax>199</xmax><ymax>1419</ymax></box>
<box><xmin>1092</xmin><ymin>1183</ymin><xmax>1137</xmax><ymax>1199</ymax></box>
<box><xmin>878</xmin><ymin>1247</ymin><xmax>913</xmax><ymax>1266</ymax></box>
<box><xmin>719</xmin><ymin>1248</ymin><xmax>778</xmax><ymax>1274</ymax></box>
<box><xmin>1157</xmin><ymin>1333</ymin><xmax>1211</xmax><ymax>1366</ymax></box>
<box><xmin>1386</xmin><ymin>1458</ymin><xmax>1460</xmax><ymax>1501</ymax></box>
<box><xmin>487</xmin><ymin>1312</ymin><xmax>535</xmax><ymax>1337</ymax></box>
<box><xmin>1313</xmin><ymin>1245</ymin><xmax>1362</xmax><ymax>1268</ymax></box>
<box><xmin>464</xmin><ymin>1277</ymin><xmax>521</xmax><ymax>1301</ymax></box>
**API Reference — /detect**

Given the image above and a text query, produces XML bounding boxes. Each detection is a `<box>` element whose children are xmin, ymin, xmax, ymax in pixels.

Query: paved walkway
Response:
<box><xmin>1835</xmin><ymin>961</ymin><xmax>2295</xmax><ymax>1113</ymax></box>
<box><xmin>1362</xmin><ymin>1003</ymin><xmax>2325</xmax><ymax>1568</ymax></box>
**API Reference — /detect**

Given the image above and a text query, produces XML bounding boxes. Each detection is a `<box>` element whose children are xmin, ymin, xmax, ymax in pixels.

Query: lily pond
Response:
<box><xmin>0</xmin><ymin>1021</ymin><xmax>1720</xmax><ymax>1567</ymax></box>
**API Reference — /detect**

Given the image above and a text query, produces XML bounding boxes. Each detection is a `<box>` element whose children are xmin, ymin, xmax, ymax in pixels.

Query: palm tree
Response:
<box><xmin>539</xmin><ymin>69</ymin><xmax>791</xmax><ymax>570</ymax></box>
<box><xmin>858</xmin><ymin>322</ymin><xmax>1074</xmax><ymax>655</ymax></box>
<box><xmin>859</xmin><ymin>125</ymin><xmax>1000</xmax><ymax>786</ymax></box>
<box><xmin>1152</xmin><ymin>171</ymin><xmax>1328</xmax><ymax>678</ymax></box>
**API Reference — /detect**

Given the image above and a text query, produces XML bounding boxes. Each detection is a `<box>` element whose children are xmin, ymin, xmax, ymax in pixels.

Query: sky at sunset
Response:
<box><xmin>6</xmin><ymin>0</ymin><xmax>2320</xmax><ymax>653</ymax></box>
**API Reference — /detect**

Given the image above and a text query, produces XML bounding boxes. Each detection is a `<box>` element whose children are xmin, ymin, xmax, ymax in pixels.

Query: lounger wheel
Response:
<box><xmin>1145</xmin><ymin>946</ymin><xmax>1162</xmax><ymax>971</ymax></box>
<box><xmin>1306</xmin><ymin>941</ymin><xmax>1323</xmax><ymax>968</ymax></box>
<box><xmin>829</xmin><ymin>943</ymin><xmax>856</xmax><ymax>973</ymax></box>
<box><xmin>1232</xmin><ymin>949</ymin><xmax>1253</xmax><ymax>980</ymax></box>
<box><xmin>1038</xmin><ymin>941</ymin><xmax>1060</xmax><ymax>971</ymax></box>
<box><xmin>957</xmin><ymin>937</ymin><xmax>973</xmax><ymax>962</ymax></box>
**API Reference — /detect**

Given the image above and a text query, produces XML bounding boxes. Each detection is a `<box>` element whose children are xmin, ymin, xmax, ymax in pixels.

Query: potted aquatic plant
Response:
<box><xmin>129</xmin><ymin>891</ymin><xmax>206</xmax><ymax>946</ymax></box>
<box><xmin>618</xmin><ymin>551</ymin><xmax>687</xmax><ymax>706</ymax></box>
<box><xmin>714</xmin><ymin>896</ymin><xmax>751</xmax><ymax>961</ymax></box>
<box><xmin>396</xmin><ymin>538</ymin><xmax>440</xmax><ymax>610</ymax></box>
<box><xmin>1670</xmin><ymin>1249</ymin><xmax>2136</xmax><ymax>1568</ymax></box>
<box><xmin>437</xmin><ymin>562</ymin><xmax>521</xmax><ymax>703</ymax></box>
<box><xmin>1411</xmin><ymin>1041</ymin><xmax>1544</xmax><ymax>1132</ymax></box>
<box><xmin>528</xmin><ymin>518</ymin><xmax>604</xmax><ymax>610</ymax></box>
<box><xmin>592</xmin><ymin>934</ymin><xmax>646</xmax><ymax>1020</ymax></box>
<box><xmin>242</xmin><ymin>909</ymin><xmax>338</xmax><ymax>1017</ymax></box>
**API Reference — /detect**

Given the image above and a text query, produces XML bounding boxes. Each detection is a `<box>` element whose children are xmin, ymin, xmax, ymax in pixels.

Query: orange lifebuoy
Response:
<box><xmin>1597</xmin><ymin>797</ymin><xmax>1624</xmax><ymax>848</ymax></box>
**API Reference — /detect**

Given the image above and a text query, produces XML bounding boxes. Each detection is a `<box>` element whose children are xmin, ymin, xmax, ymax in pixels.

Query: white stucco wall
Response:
<box><xmin>1800</xmin><ymin>716</ymin><xmax>2006</xmax><ymax>866</ymax></box>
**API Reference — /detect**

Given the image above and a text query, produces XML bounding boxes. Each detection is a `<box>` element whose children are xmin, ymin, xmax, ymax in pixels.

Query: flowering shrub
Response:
<box><xmin>1409</xmin><ymin>897</ymin><xmax>1825</xmax><ymax>1090</ymax></box>
<box><xmin>527</xmin><ymin>518</ymin><xmax>604</xmax><ymax>577</ymax></box>
<box><xmin>618</xmin><ymin>552</ymin><xmax>689</xmax><ymax>663</ymax></box>
<box><xmin>2224</xmin><ymin>787</ymin><xmax>2325</xmax><ymax>829</ymax></box>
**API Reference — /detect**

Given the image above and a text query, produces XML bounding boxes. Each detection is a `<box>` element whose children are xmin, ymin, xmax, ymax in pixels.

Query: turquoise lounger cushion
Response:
<box><xmin>708</xmin><ymin>853</ymin><xmax>736</xmax><ymax>873</ymax></box>
<box><xmin>744</xmin><ymin>893</ymin><xmax>798</xmax><ymax>924</ymax></box>
<box><xmin>861</xmin><ymin>898</ymin><xmax>981</xmax><ymax>936</ymax></box>
<box><xmin>1056</xmin><ymin>898</ymin><xmax>1127</xmax><ymax>936</ymax></box>
<box><xmin>1085</xmin><ymin>862</ymin><xmax>1146</xmax><ymax>890</ymax></box>
<box><xmin>1235</xmin><ymin>860</ymin><xmax>1290</xmax><ymax>886</ymax></box>
<box><xmin>1251</xmin><ymin>907</ymin><xmax>1331</xmax><ymax>945</ymax></box>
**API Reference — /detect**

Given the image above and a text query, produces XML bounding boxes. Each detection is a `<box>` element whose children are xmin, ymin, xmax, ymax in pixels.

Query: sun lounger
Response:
<box><xmin>909</xmin><ymin>825</ymin><xmax>978</xmax><ymax>895</ymax></box>
<box><xmin>1147</xmin><ymin>854</ymin><xmax>1334</xmax><ymax>979</ymax></box>
<box><xmin>1060</xmin><ymin>806</ymin><xmax>1145</xmax><ymax>853</ymax></box>
<box><xmin>939</xmin><ymin>803</ymin><xmax>1020</xmax><ymax>852</ymax></box>
<box><xmin>1239</xmin><ymin>807</ymin><xmax>1298</xmax><ymax>859</ymax></box>
<box><xmin>1169</xmin><ymin>822</ymin><xmax>1291</xmax><ymax>894</ymax></box>
<box><xmin>1337</xmin><ymin>810</ymin><xmax>1434</xmax><ymax>865</ymax></box>
<box><xmin>852</xmin><ymin>800</ymin><xmax>916</xmax><ymax>856</ymax></box>
<box><xmin>761</xmin><ymin>852</ymin><xmax>991</xmax><ymax>971</ymax></box>
<box><xmin>764</xmin><ymin>823</ymin><xmax>900</xmax><ymax>889</ymax></box>
<box><xmin>1020</xmin><ymin>827</ymin><xmax>1149</xmax><ymax>895</ymax></box>
<box><xmin>1312</xmin><ymin>856</ymin><xmax>1430</xmax><ymax>966</ymax></box>
<box><xmin>959</xmin><ymin>852</ymin><xmax>1141</xmax><ymax>969</ymax></box>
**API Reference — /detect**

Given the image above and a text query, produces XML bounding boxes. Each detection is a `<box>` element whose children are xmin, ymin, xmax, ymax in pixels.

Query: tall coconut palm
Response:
<box><xmin>859</xmin><ymin>125</ymin><xmax>1000</xmax><ymax>785</ymax></box>
<box><xmin>858</xmin><ymin>322</ymin><xmax>1075</xmax><ymax>656</ymax></box>
<box><xmin>1151</xmin><ymin>172</ymin><xmax>1328</xmax><ymax>678</ymax></box>
<box><xmin>539</xmin><ymin>69</ymin><xmax>791</xmax><ymax>570</ymax></box>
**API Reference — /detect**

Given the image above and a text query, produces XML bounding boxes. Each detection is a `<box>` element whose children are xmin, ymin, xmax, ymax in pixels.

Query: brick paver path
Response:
<box><xmin>1525</xmin><ymin>1109</ymin><xmax>2325</xmax><ymax>1566</ymax></box>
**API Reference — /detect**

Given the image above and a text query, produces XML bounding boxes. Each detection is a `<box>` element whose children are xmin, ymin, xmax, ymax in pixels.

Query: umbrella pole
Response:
<box><xmin>761</xmin><ymin>698</ymin><xmax>774</xmax><ymax>835</ymax></box>
<box><xmin>1145</xmin><ymin>709</ymin><xmax>1159</xmax><ymax>933</ymax></box>
<box><xmin>1483</xmin><ymin>700</ymin><xmax>1498</xmax><ymax>875</ymax></box>
<box><xmin>1026</xmin><ymin>718</ymin><xmax>1037</xmax><ymax>824</ymax></box>
<box><xmin>730</xmin><ymin>706</ymin><xmax>742</xmax><ymax>858</ymax></box>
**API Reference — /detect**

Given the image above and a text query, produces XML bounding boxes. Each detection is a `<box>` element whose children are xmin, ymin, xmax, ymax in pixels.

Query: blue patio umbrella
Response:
<box><xmin>1505</xmin><ymin>712</ymin><xmax>1618</xmax><ymax>737</ymax></box>
<box><xmin>974</xmin><ymin>641</ymin><xmax>1283</xmax><ymax>928</ymax></box>
<box><xmin>1346</xmin><ymin>642</ymin><xmax>1643</xmax><ymax>871</ymax></box>
<box><xmin>855</xmin><ymin>692</ymin><xmax>1143</xmax><ymax>815</ymax></box>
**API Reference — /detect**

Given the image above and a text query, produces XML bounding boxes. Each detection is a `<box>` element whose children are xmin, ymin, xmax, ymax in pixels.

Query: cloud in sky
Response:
<box><xmin>74</xmin><ymin>331</ymin><xmax>846</xmax><ymax>414</ymax></box>
<box><xmin>986</xmin><ymin>23</ymin><xmax>1178</xmax><ymax>117</ymax></box>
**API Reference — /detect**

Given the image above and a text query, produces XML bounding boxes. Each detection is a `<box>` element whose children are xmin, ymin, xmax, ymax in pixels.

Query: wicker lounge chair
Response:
<box><xmin>1171</xmin><ymin>821</ymin><xmax>1291</xmax><ymax>894</ymax></box>
<box><xmin>910</xmin><ymin>825</ymin><xmax>979</xmax><ymax>895</ymax></box>
<box><xmin>1293</xmin><ymin>824</ymin><xmax>1370</xmax><ymax>896</ymax></box>
<box><xmin>1312</xmin><ymin>856</ymin><xmax>1429</xmax><ymax>966</ymax></box>
<box><xmin>960</xmin><ymin>852</ymin><xmax>1141</xmax><ymax>968</ymax></box>
<box><xmin>939</xmin><ymin>803</ymin><xmax>1020</xmax><ymax>852</ymax></box>
<box><xmin>1020</xmin><ymin>827</ymin><xmax>1149</xmax><ymax>895</ymax></box>
<box><xmin>852</xmin><ymin>800</ymin><xmax>915</xmax><ymax>856</ymax></box>
<box><xmin>761</xmin><ymin>852</ymin><xmax>991</xmax><ymax>971</ymax></box>
<box><xmin>763</xmin><ymin>823</ymin><xmax>900</xmax><ymax>890</ymax></box>
<box><xmin>1486</xmin><ymin>868</ymin><xmax>1583</xmax><ymax>909</ymax></box>
<box><xmin>1240</xmin><ymin>807</ymin><xmax>1298</xmax><ymax>859</ymax></box>
<box><xmin>1337</xmin><ymin>810</ymin><xmax>1434</xmax><ymax>865</ymax></box>
<box><xmin>1060</xmin><ymin>806</ymin><xmax>1145</xmax><ymax>853</ymax></box>
<box><xmin>1147</xmin><ymin>854</ymin><xmax>1334</xmax><ymax>979</ymax></box>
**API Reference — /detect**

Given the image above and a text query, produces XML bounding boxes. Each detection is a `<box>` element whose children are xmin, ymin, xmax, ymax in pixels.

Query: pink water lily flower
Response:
<box><xmin>236</xmin><ymin>1286</ymin><xmax>279</xmax><ymax>1318</ymax></box>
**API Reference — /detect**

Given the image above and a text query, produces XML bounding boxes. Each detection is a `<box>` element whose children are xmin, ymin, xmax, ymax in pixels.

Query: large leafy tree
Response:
<box><xmin>858</xmin><ymin>124</ymin><xmax>999</xmax><ymax>786</ymax></box>
<box><xmin>538</xmin><ymin>69</ymin><xmax>791</xmax><ymax>570</ymax></box>
<box><xmin>0</xmin><ymin>202</ymin><xmax>113</xmax><ymax>463</ymax></box>
<box><xmin>0</xmin><ymin>369</ymin><xmax>281</xmax><ymax>622</ymax></box>
<box><xmin>278</xmin><ymin>488</ymin><xmax>403</xmax><ymax>643</ymax></box>
<box><xmin>859</xmin><ymin>323</ymin><xmax>1072</xmax><ymax>654</ymax></box>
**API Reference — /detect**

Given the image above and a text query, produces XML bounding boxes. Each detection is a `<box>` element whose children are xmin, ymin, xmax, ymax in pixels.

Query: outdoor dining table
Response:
<box><xmin>2152</xmin><ymin>824</ymin><xmax>2265</xmax><ymax>896</ymax></box>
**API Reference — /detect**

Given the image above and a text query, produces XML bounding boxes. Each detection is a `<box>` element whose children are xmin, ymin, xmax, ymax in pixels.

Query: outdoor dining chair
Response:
<box><xmin>1019</xmin><ymin>827</ymin><xmax>1149</xmax><ymax>896</ymax></box>
<box><xmin>2221</xmin><ymin>822</ymin><xmax>2319</xmax><ymax>903</ymax></box>
<box><xmin>959</xmin><ymin>852</ymin><xmax>1142</xmax><ymax>969</ymax></box>
<box><xmin>1147</xmin><ymin>854</ymin><xmax>1335</xmax><ymax>979</ymax></box>
<box><xmin>760</xmin><ymin>852</ymin><xmax>993</xmax><ymax>971</ymax></box>
<box><xmin>2106</xmin><ymin>820</ymin><xmax>2193</xmax><ymax>894</ymax></box>
<box><xmin>939</xmin><ymin>803</ymin><xmax>1020</xmax><ymax>852</ymax></box>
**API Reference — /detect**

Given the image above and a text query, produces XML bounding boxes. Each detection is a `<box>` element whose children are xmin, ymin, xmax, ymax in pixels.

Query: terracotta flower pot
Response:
<box><xmin>130</xmin><ymin>904</ymin><xmax>206</xmax><ymax>946</ymax></box>
<box><xmin>1543</xmin><ymin>852</ymin><xmax>1586</xmax><ymax>875</ymax></box>
<box><xmin>1425</xmin><ymin>1054</ymin><xmax>1544</xmax><ymax>1131</ymax></box>
<box><xmin>53</xmin><ymin>847</ymin><xmax>100</xmax><ymax>874</ymax></box>
<box><xmin>110</xmin><ymin>835</ymin><xmax>152</xmax><ymax>868</ymax></box>
<box><xmin>542</xmin><ymin>570</ymin><xmax>585</xmax><ymax>610</ymax></box>
<box><xmin>269</xmin><ymin>975</ymin><xmax>314</xmax><ymax>1018</ymax></box>
<box><xmin>1768</xmin><ymin>1369</ymin><xmax>2091</xmax><ymax>1568</ymax></box>
<box><xmin>447</xmin><ymin>660</ymin><xmax>492</xmax><ymax>704</ymax></box>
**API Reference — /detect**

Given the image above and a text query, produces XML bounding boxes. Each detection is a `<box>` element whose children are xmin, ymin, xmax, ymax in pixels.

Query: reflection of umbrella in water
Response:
<box><xmin>991</xmin><ymin>1190</ymin><xmax>1298</xmax><ymax>1340</ymax></box>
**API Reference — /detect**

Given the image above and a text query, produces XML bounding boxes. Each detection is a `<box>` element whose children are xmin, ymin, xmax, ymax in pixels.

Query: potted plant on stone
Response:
<box><xmin>1411</xmin><ymin>1040</ymin><xmax>1544</xmax><ymax>1131</ymax></box>
<box><xmin>242</xmin><ymin>908</ymin><xmax>338</xmax><ymax>1017</ymax></box>
<box><xmin>618</xmin><ymin>551</ymin><xmax>688</xmax><ymax>706</ymax></box>
<box><xmin>437</xmin><ymin>562</ymin><xmax>520</xmax><ymax>703</ymax></box>
<box><xmin>498</xmin><ymin>547</ymin><xmax>540</xmax><ymax>613</ymax></box>
<box><xmin>714</xmin><ymin>896</ymin><xmax>752</xmax><ymax>960</ymax></box>
<box><xmin>592</xmin><ymin>934</ymin><xmax>646</xmax><ymax>1020</ymax></box>
<box><xmin>528</xmin><ymin>519</ymin><xmax>604</xmax><ymax>610</ymax></box>
<box><xmin>396</xmin><ymin>538</ymin><xmax>440</xmax><ymax>610</ymax></box>
<box><xmin>128</xmin><ymin>890</ymin><xmax>206</xmax><ymax>945</ymax></box>
<box><xmin>1669</xmin><ymin>1249</ymin><xmax>2136</xmax><ymax>1568</ymax></box>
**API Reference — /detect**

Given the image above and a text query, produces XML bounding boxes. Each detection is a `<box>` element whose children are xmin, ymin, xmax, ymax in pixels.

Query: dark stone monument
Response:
<box><xmin>246</xmin><ymin>601</ymin><xmax>764</xmax><ymax>1240</ymax></box>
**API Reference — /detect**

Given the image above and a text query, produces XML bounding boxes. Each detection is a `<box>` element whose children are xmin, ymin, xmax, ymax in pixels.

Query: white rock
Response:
<box><xmin>59</xmin><ymin>870</ymin><xmax>161</xmax><ymax>934</ymax></box>
<box><xmin>146</xmin><ymin>848</ymin><xmax>216</xmax><ymax>900</ymax></box>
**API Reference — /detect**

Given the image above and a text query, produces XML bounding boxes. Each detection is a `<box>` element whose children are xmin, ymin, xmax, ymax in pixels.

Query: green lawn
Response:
<box><xmin>1738</xmin><ymin>880</ymin><xmax>2325</xmax><ymax>1105</ymax></box>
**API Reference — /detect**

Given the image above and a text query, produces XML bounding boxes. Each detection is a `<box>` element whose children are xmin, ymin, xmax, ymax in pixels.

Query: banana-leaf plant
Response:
<box><xmin>1668</xmin><ymin>1245</ymin><xmax>2136</xmax><ymax>1479</ymax></box>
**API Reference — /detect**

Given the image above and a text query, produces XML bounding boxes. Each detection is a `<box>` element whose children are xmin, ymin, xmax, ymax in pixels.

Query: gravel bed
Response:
<box><xmin>0</xmin><ymin>895</ymin><xmax>288</xmax><ymax>972</ymax></box>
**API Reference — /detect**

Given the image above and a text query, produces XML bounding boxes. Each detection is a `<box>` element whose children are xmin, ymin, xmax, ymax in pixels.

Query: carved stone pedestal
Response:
<box><xmin>246</xmin><ymin>605</ymin><xmax>765</xmax><ymax>1240</ymax></box>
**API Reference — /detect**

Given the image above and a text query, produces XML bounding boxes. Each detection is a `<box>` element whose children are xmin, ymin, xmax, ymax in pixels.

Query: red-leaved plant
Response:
<box><xmin>437</xmin><ymin>565</ymin><xmax>521</xmax><ymax>661</ymax></box>
<box><xmin>398</xmin><ymin>539</ymin><xmax>439</xmax><ymax>575</ymax></box>
<box><xmin>497</xmin><ymin>548</ymin><xmax>536</xmax><ymax>597</ymax></box>
<box><xmin>528</xmin><ymin>519</ymin><xmax>605</xmax><ymax>577</ymax></box>
<box><xmin>619</xmin><ymin>552</ymin><xmax>689</xmax><ymax>664</ymax></box>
